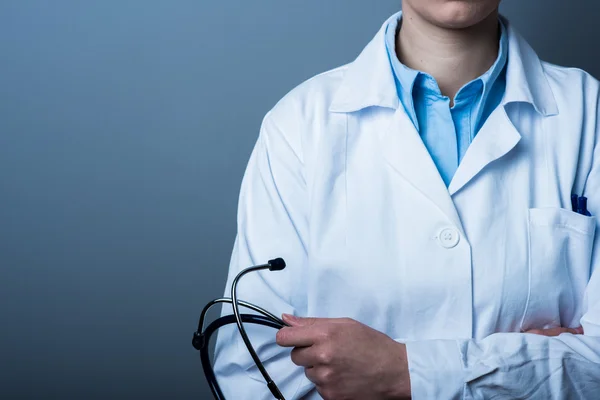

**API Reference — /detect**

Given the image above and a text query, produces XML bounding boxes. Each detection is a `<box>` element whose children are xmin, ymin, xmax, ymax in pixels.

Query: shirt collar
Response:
<box><xmin>384</xmin><ymin>16</ymin><xmax>419</xmax><ymax>121</ymax></box>
<box><xmin>476</xmin><ymin>19</ymin><xmax>508</xmax><ymax>96</ymax></box>
<box><xmin>329</xmin><ymin>11</ymin><xmax>558</xmax><ymax>116</ymax></box>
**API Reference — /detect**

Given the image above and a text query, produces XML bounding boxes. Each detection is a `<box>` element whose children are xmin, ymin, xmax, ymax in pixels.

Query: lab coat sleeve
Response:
<box><xmin>211</xmin><ymin>110</ymin><xmax>309</xmax><ymax>400</ymax></box>
<box><xmin>405</xmin><ymin>119</ymin><xmax>600</xmax><ymax>399</ymax></box>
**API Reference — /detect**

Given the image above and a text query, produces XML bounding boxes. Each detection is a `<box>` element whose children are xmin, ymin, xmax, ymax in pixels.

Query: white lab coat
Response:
<box><xmin>213</xmin><ymin>12</ymin><xmax>600</xmax><ymax>399</ymax></box>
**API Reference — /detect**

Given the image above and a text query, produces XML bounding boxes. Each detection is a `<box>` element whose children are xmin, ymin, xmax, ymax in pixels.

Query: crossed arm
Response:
<box><xmin>276</xmin><ymin>314</ymin><xmax>587</xmax><ymax>399</ymax></box>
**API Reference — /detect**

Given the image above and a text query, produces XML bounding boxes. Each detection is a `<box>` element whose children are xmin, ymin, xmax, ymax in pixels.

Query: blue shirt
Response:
<box><xmin>385</xmin><ymin>17</ymin><xmax>508</xmax><ymax>186</ymax></box>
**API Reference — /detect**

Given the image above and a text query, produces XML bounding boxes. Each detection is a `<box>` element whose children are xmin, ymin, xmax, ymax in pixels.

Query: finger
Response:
<box><xmin>304</xmin><ymin>366</ymin><xmax>318</xmax><ymax>384</ymax></box>
<box><xmin>290</xmin><ymin>346</ymin><xmax>315</xmax><ymax>367</ymax></box>
<box><xmin>566</xmin><ymin>326</ymin><xmax>584</xmax><ymax>335</ymax></box>
<box><xmin>526</xmin><ymin>327</ymin><xmax>566</xmax><ymax>336</ymax></box>
<box><xmin>525</xmin><ymin>329</ymin><xmax>543</xmax><ymax>335</ymax></box>
<box><xmin>305</xmin><ymin>366</ymin><xmax>335</xmax><ymax>390</ymax></box>
<box><xmin>526</xmin><ymin>327</ymin><xmax>584</xmax><ymax>337</ymax></box>
<box><xmin>282</xmin><ymin>314</ymin><xmax>318</xmax><ymax>327</ymax></box>
<box><xmin>276</xmin><ymin>326</ymin><xmax>317</xmax><ymax>347</ymax></box>
<box><xmin>304</xmin><ymin>366</ymin><xmax>329</xmax><ymax>386</ymax></box>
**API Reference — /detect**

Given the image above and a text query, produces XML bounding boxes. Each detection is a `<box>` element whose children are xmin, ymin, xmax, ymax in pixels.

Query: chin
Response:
<box><xmin>421</xmin><ymin>1</ymin><xmax>499</xmax><ymax>29</ymax></box>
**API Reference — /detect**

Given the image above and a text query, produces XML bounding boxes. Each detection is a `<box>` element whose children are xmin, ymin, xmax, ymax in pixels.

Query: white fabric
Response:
<box><xmin>212</xmin><ymin>12</ymin><xmax>600</xmax><ymax>400</ymax></box>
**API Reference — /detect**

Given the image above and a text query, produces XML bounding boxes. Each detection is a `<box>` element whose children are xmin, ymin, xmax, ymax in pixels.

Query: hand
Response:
<box><xmin>276</xmin><ymin>314</ymin><xmax>411</xmax><ymax>400</ymax></box>
<box><xmin>525</xmin><ymin>326</ymin><xmax>584</xmax><ymax>336</ymax></box>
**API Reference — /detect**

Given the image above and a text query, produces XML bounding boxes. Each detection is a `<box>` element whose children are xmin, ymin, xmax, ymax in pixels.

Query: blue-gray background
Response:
<box><xmin>1</xmin><ymin>1</ymin><xmax>598</xmax><ymax>399</ymax></box>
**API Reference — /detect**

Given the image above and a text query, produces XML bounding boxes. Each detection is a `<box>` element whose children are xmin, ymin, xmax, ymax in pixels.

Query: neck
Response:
<box><xmin>396</xmin><ymin>6</ymin><xmax>500</xmax><ymax>100</ymax></box>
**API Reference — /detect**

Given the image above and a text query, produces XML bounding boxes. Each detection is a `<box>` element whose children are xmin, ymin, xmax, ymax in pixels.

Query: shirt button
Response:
<box><xmin>438</xmin><ymin>227</ymin><xmax>460</xmax><ymax>249</ymax></box>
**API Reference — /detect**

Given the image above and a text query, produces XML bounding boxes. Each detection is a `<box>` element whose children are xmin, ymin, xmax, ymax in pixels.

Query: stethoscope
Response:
<box><xmin>192</xmin><ymin>258</ymin><xmax>290</xmax><ymax>400</ymax></box>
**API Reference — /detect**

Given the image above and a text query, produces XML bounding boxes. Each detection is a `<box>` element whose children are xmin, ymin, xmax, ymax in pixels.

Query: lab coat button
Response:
<box><xmin>438</xmin><ymin>227</ymin><xmax>460</xmax><ymax>248</ymax></box>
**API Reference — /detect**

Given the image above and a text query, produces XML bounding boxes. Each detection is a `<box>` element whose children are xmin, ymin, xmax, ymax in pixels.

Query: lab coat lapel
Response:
<box><xmin>448</xmin><ymin>106</ymin><xmax>522</xmax><ymax>195</ymax></box>
<box><xmin>381</xmin><ymin>106</ymin><xmax>464</xmax><ymax>231</ymax></box>
<box><xmin>331</xmin><ymin>12</ymin><xmax>558</xmax><ymax>210</ymax></box>
<box><xmin>446</xmin><ymin>16</ymin><xmax>560</xmax><ymax>195</ymax></box>
<box><xmin>329</xmin><ymin>11</ymin><xmax>464</xmax><ymax>228</ymax></box>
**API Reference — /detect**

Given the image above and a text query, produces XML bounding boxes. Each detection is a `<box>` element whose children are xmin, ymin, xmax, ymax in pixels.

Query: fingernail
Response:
<box><xmin>282</xmin><ymin>313</ymin><xmax>298</xmax><ymax>321</ymax></box>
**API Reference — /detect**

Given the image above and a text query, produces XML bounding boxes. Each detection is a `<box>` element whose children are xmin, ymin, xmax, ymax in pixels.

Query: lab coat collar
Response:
<box><xmin>329</xmin><ymin>12</ymin><xmax>559</xmax><ymax>117</ymax></box>
<box><xmin>329</xmin><ymin>12</ymin><xmax>401</xmax><ymax>113</ymax></box>
<box><xmin>500</xmin><ymin>15</ymin><xmax>558</xmax><ymax>116</ymax></box>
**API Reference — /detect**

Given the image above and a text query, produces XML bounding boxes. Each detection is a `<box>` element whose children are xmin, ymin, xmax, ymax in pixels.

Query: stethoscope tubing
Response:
<box><xmin>193</xmin><ymin>297</ymin><xmax>288</xmax><ymax>400</ymax></box>
<box><xmin>199</xmin><ymin>313</ymin><xmax>285</xmax><ymax>400</ymax></box>
<box><xmin>194</xmin><ymin>259</ymin><xmax>289</xmax><ymax>400</ymax></box>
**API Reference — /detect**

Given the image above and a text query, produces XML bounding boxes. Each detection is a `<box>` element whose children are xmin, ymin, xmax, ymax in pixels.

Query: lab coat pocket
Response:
<box><xmin>521</xmin><ymin>208</ymin><xmax>596</xmax><ymax>331</ymax></box>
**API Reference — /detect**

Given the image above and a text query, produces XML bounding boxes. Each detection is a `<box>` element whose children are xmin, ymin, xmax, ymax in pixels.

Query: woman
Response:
<box><xmin>214</xmin><ymin>1</ymin><xmax>600</xmax><ymax>398</ymax></box>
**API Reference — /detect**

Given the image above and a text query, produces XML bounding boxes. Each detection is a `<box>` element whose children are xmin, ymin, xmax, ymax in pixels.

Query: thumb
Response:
<box><xmin>282</xmin><ymin>313</ymin><xmax>315</xmax><ymax>327</ymax></box>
